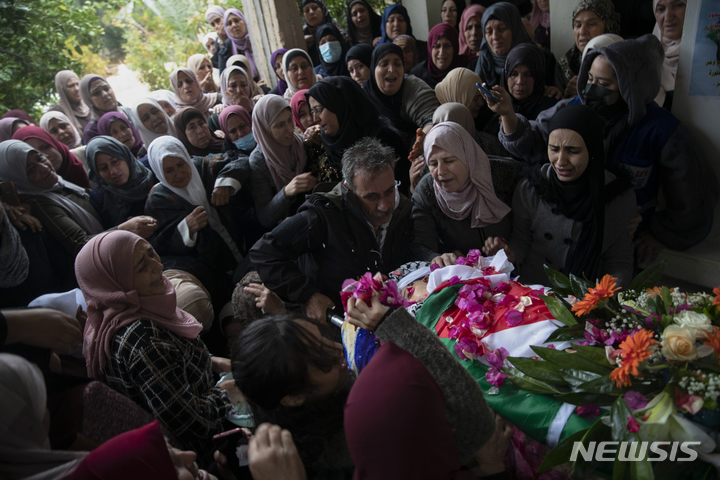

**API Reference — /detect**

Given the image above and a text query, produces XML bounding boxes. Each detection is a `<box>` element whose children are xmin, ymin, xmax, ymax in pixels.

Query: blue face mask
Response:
<box><xmin>233</xmin><ymin>131</ymin><xmax>256</xmax><ymax>151</ymax></box>
<box><xmin>320</xmin><ymin>41</ymin><xmax>342</xmax><ymax>64</ymax></box>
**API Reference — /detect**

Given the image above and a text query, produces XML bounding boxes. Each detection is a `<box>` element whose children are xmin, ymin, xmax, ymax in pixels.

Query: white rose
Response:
<box><xmin>674</xmin><ymin>310</ymin><xmax>713</xmax><ymax>338</ymax></box>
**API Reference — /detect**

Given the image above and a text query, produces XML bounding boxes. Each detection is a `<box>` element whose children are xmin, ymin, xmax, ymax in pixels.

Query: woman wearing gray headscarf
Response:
<box><xmin>49</xmin><ymin>70</ymin><xmax>92</xmax><ymax>133</ymax></box>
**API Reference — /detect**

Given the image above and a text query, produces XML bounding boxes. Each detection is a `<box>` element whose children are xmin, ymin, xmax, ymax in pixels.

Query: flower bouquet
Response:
<box><xmin>500</xmin><ymin>262</ymin><xmax>720</xmax><ymax>479</ymax></box>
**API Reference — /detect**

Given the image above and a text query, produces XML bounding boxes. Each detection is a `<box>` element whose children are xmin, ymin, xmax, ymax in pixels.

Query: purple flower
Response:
<box><xmin>504</xmin><ymin>309</ymin><xmax>524</xmax><ymax>327</ymax></box>
<box><xmin>448</xmin><ymin>276</ymin><xmax>461</xmax><ymax>285</ymax></box>
<box><xmin>455</xmin><ymin>256</ymin><xmax>469</xmax><ymax>266</ymax></box>
<box><xmin>454</xmin><ymin>337</ymin><xmax>480</xmax><ymax>360</ymax></box>
<box><xmin>486</xmin><ymin>369</ymin><xmax>508</xmax><ymax>387</ymax></box>
<box><xmin>627</xmin><ymin>416</ymin><xmax>640</xmax><ymax>433</ymax></box>
<box><xmin>624</xmin><ymin>391</ymin><xmax>649</xmax><ymax>411</ymax></box>
<box><xmin>547</xmin><ymin>344</ymin><xmax>556</xmax><ymax>349</ymax></box>
<box><xmin>496</xmin><ymin>294</ymin><xmax>519</xmax><ymax>308</ymax></box>
<box><xmin>576</xmin><ymin>404</ymin><xmax>600</xmax><ymax>418</ymax></box>
<box><xmin>467</xmin><ymin>249</ymin><xmax>482</xmax><ymax>263</ymax></box>
<box><xmin>486</xmin><ymin>347</ymin><xmax>509</xmax><ymax>370</ymax></box>
<box><xmin>430</xmin><ymin>263</ymin><xmax>440</xmax><ymax>272</ymax></box>
<box><xmin>494</xmin><ymin>282</ymin><xmax>512</xmax><ymax>294</ymax></box>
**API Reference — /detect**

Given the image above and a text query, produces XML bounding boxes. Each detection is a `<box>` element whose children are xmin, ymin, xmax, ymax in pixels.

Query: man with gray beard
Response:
<box><xmin>249</xmin><ymin>138</ymin><xmax>415</xmax><ymax>322</ymax></box>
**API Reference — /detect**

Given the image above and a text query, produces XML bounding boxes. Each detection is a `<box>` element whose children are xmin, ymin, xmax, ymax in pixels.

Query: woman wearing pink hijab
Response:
<box><xmin>412</xmin><ymin>121</ymin><xmax>511</xmax><ymax>267</ymax></box>
<box><xmin>75</xmin><ymin>230</ymin><xmax>235</xmax><ymax>466</ymax></box>
<box><xmin>457</xmin><ymin>4</ymin><xmax>486</xmax><ymax>58</ymax></box>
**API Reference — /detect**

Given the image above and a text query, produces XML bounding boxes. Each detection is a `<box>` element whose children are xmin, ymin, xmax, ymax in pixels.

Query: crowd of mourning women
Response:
<box><xmin>0</xmin><ymin>0</ymin><xmax>716</xmax><ymax>478</ymax></box>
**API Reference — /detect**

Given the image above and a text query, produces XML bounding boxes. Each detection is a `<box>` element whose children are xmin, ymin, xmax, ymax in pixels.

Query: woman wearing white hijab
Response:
<box><xmin>219</xmin><ymin>66</ymin><xmax>255</xmax><ymax>112</ymax></box>
<box><xmin>225</xmin><ymin>54</ymin><xmax>265</xmax><ymax>98</ymax></box>
<box><xmin>149</xmin><ymin>90</ymin><xmax>178</xmax><ymax>117</ymax></box>
<box><xmin>129</xmin><ymin>98</ymin><xmax>177</xmax><ymax>147</ymax></box>
<box><xmin>39</xmin><ymin>111</ymin><xmax>82</xmax><ymax>149</ymax></box>
<box><xmin>281</xmin><ymin>49</ymin><xmax>318</xmax><ymax>101</ymax></box>
<box><xmin>0</xmin><ymin>353</ymin><xmax>87</xmax><ymax>480</ymax></box>
<box><xmin>49</xmin><ymin>70</ymin><xmax>92</xmax><ymax>133</ymax></box>
<box><xmin>145</xmin><ymin>136</ymin><xmax>247</xmax><ymax>301</ymax></box>
<box><xmin>652</xmin><ymin>0</ymin><xmax>686</xmax><ymax>108</ymax></box>
<box><xmin>412</xmin><ymin>122</ymin><xmax>511</xmax><ymax>266</ymax></box>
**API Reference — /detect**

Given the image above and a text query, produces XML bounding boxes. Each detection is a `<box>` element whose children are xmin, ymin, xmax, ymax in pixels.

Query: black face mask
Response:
<box><xmin>582</xmin><ymin>83</ymin><xmax>627</xmax><ymax>124</ymax></box>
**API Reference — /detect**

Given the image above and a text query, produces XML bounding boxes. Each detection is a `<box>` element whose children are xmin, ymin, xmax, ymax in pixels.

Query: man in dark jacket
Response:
<box><xmin>249</xmin><ymin>138</ymin><xmax>415</xmax><ymax>321</ymax></box>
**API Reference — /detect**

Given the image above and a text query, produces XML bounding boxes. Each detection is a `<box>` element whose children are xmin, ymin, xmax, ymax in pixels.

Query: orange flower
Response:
<box><xmin>702</xmin><ymin>326</ymin><xmax>720</xmax><ymax>358</ymax></box>
<box><xmin>713</xmin><ymin>287</ymin><xmax>720</xmax><ymax>306</ymax></box>
<box><xmin>571</xmin><ymin>275</ymin><xmax>620</xmax><ymax>317</ymax></box>
<box><xmin>595</xmin><ymin>275</ymin><xmax>620</xmax><ymax>299</ymax></box>
<box><xmin>609</xmin><ymin>329</ymin><xmax>658</xmax><ymax>388</ymax></box>
<box><xmin>646</xmin><ymin>286</ymin><xmax>663</xmax><ymax>298</ymax></box>
<box><xmin>571</xmin><ymin>292</ymin><xmax>600</xmax><ymax>316</ymax></box>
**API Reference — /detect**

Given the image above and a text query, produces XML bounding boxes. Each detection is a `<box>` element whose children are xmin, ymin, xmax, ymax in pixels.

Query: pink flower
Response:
<box><xmin>454</xmin><ymin>337</ymin><xmax>481</xmax><ymax>360</ymax></box>
<box><xmin>575</xmin><ymin>405</ymin><xmax>600</xmax><ymax>418</ymax></box>
<box><xmin>430</xmin><ymin>263</ymin><xmax>440</xmax><ymax>272</ymax></box>
<box><xmin>605</xmin><ymin>346</ymin><xmax>622</xmax><ymax>365</ymax></box>
<box><xmin>547</xmin><ymin>344</ymin><xmax>556</xmax><ymax>349</ymax></box>
<box><xmin>448</xmin><ymin>276</ymin><xmax>461</xmax><ymax>285</ymax></box>
<box><xmin>627</xmin><ymin>416</ymin><xmax>640</xmax><ymax>433</ymax></box>
<box><xmin>486</xmin><ymin>347</ymin><xmax>509</xmax><ymax>370</ymax></box>
<box><xmin>486</xmin><ymin>369</ymin><xmax>508</xmax><ymax>387</ymax></box>
<box><xmin>624</xmin><ymin>391</ymin><xmax>648</xmax><ymax>410</ymax></box>
<box><xmin>504</xmin><ymin>309</ymin><xmax>524</xmax><ymax>327</ymax></box>
<box><xmin>675</xmin><ymin>388</ymin><xmax>704</xmax><ymax>415</ymax></box>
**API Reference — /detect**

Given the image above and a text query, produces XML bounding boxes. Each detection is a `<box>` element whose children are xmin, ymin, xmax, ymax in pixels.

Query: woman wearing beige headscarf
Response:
<box><xmin>652</xmin><ymin>0</ymin><xmax>686</xmax><ymax>109</ymax></box>
<box><xmin>226</xmin><ymin>54</ymin><xmax>265</xmax><ymax>99</ymax></box>
<box><xmin>435</xmin><ymin>68</ymin><xmax>494</xmax><ymax>132</ymax></box>
<box><xmin>187</xmin><ymin>53</ymin><xmax>219</xmax><ymax>93</ymax></box>
<box><xmin>49</xmin><ymin>70</ymin><xmax>92</xmax><ymax>132</ymax></box>
<box><xmin>169</xmin><ymin>68</ymin><xmax>221</xmax><ymax>121</ymax></box>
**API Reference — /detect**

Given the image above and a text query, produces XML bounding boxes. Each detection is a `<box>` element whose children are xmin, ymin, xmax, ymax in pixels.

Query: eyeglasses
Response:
<box><xmin>310</xmin><ymin>105</ymin><xmax>324</xmax><ymax>116</ymax></box>
<box><xmin>288</xmin><ymin>63</ymin><xmax>312</xmax><ymax>73</ymax></box>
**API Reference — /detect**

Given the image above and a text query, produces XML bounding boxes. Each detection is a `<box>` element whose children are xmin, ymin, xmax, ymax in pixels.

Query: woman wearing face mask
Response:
<box><xmin>0</xmin><ymin>140</ymin><xmax>155</xmax><ymax>258</ymax></box>
<box><xmin>345</xmin><ymin>44</ymin><xmax>373</xmax><ymax>86</ymax></box>
<box><xmin>314</xmin><ymin>23</ymin><xmax>351</xmax><ymax>78</ymax></box>
<box><xmin>130</xmin><ymin>98</ymin><xmax>178</xmax><ymax>149</ymax></box>
<box><xmin>483</xmin><ymin>105</ymin><xmax>636</xmax><ymax>285</ymax></box>
<box><xmin>218</xmin><ymin>105</ymin><xmax>255</xmax><ymax>154</ymax></box>
<box><xmin>555</xmin><ymin>0</ymin><xmax>620</xmax><ymax>99</ymax></box>
<box><xmin>410</xmin><ymin>23</ymin><xmax>465</xmax><ymax>89</ymax></box>
<box><xmin>458</xmin><ymin>5</ymin><xmax>486</xmax><ymax>59</ymax></box>
<box><xmin>282</xmin><ymin>49</ymin><xmax>319</xmax><ymax>102</ymax></box>
<box><xmin>652</xmin><ymin>0</ymin><xmax>687</xmax><ymax>109</ymax></box>
<box><xmin>187</xmin><ymin>53</ymin><xmax>218</xmax><ymax>94</ymax></box>
<box><xmin>12</xmin><ymin>126</ymin><xmax>90</xmax><ymax>188</ymax></box>
<box><xmin>269</xmin><ymin>48</ymin><xmax>289</xmax><ymax>96</ymax></box>
<box><xmin>302</xmin><ymin>0</ymin><xmax>349</xmax><ymax>67</ymax></box>
<box><xmin>363</xmin><ymin>44</ymin><xmax>440</xmax><ymax>144</ymax></box>
<box><xmin>413</xmin><ymin>121</ymin><xmax>512</xmax><ymax>267</ymax></box>
<box><xmin>173</xmin><ymin>108</ymin><xmax>224</xmax><ymax>158</ymax></box>
<box><xmin>79</xmin><ymin>75</ymin><xmax>136</xmax><ymax>145</ymax></box>
<box><xmin>86</xmin><ymin>136</ymin><xmax>157</xmax><ymax>229</ymax></box>
<box><xmin>250</xmin><ymin>95</ymin><xmax>315</xmax><ymax>229</ymax></box>
<box><xmin>75</xmin><ymin>230</ymin><xmax>235</xmax><ymax>466</ymax></box>
<box><xmin>221</xmin><ymin>8</ymin><xmax>258</xmax><ymax>80</ymax></box>
<box><xmin>98</xmin><ymin>112</ymin><xmax>146</xmax><ymax>159</ymax></box>
<box><xmin>487</xmin><ymin>35</ymin><xmax>718</xmax><ymax>266</ymax></box>
<box><xmin>306</xmin><ymin>77</ymin><xmax>409</xmax><ymax>189</ymax></box>
<box><xmin>145</xmin><ymin>136</ymin><xmax>247</xmax><ymax>300</ymax></box>
<box><xmin>346</xmin><ymin>0</ymin><xmax>381</xmax><ymax>46</ymax></box>
<box><xmin>170</xmin><ymin>68</ymin><xmax>220</xmax><ymax>122</ymax></box>
<box><xmin>49</xmin><ymin>70</ymin><xmax>92</xmax><ymax>133</ymax></box>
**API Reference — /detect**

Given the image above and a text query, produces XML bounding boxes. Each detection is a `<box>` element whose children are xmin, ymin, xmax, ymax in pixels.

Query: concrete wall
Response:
<box><xmin>241</xmin><ymin>0</ymin><xmax>305</xmax><ymax>87</ymax></box>
<box><xmin>403</xmin><ymin>0</ymin><xmax>443</xmax><ymax>42</ymax></box>
<box><xmin>549</xmin><ymin>0</ymin><xmax>576</xmax><ymax>61</ymax></box>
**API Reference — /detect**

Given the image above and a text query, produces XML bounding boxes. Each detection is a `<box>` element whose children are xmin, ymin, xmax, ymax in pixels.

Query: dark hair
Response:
<box><xmin>231</xmin><ymin>313</ymin><xmax>354</xmax><ymax>469</ymax></box>
<box><xmin>341</xmin><ymin>137</ymin><xmax>398</xmax><ymax>192</ymax></box>
<box><xmin>231</xmin><ymin>313</ymin><xmax>340</xmax><ymax>409</ymax></box>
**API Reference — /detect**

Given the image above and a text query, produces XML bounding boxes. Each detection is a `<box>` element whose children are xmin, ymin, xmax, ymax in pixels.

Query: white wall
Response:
<box><xmin>549</xmin><ymin>0</ymin><xmax>576</xmax><ymax>61</ymax></box>
<box><xmin>658</xmin><ymin>0</ymin><xmax>720</xmax><ymax>288</ymax></box>
<box><xmin>403</xmin><ymin>0</ymin><xmax>443</xmax><ymax>42</ymax></box>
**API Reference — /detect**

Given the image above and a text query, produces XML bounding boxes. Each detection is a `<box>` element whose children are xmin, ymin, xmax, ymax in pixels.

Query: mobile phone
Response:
<box><xmin>213</xmin><ymin>428</ymin><xmax>249</xmax><ymax>476</ymax></box>
<box><xmin>476</xmin><ymin>82</ymin><xmax>501</xmax><ymax>102</ymax></box>
<box><xmin>0</xmin><ymin>181</ymin><xmax>21</xmax><ymax>207</ymax></box>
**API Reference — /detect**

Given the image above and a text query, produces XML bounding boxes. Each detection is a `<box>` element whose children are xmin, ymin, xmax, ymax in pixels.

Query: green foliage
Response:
<box><xmin>0</xmin><ymin>0</ymin><xmax>103</xmax><ymax>117</ymax></box>
<box><xmin>297</xmin><ymin>0</ymin><xmax>390</xmax><ymax>31</ymax></box>
<box><xmin>118</xmin><ymin>0</ymin><xmax>220</xmax><ymax>91</ymax></box>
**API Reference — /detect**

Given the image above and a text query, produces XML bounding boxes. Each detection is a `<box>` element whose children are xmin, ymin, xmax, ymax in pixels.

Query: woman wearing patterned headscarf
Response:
<box><xmin>555</xmin><ymin>0</ymin><xmax>620</xmax><ymax>98</ymax></box>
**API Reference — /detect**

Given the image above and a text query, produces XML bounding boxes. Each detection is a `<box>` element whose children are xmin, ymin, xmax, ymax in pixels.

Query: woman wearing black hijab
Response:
<box><xmin>502</xmin><ymin>43</ymin><xmax>558</xmax><ymax>122</ymax></box>
<box><xmin>363</xmin><ymin>44</ymin><xmax>440</xmax><ymax>145</ymax></box>
<box><xmin>346</xmin><ymin>0</ymin><xmax>381</xmax><ymax>46</ymax></box>
<box><xmin>484</xmin><ymin>105</ymin><xmax>636</xmax><ymax>286</ymax></box>
<box><xmin>173</xmin><ymin>107</ymin><xmax>223</xmax><ymax>157</ymax></box>
<box><xmin>302</xmin><ymin>0</ymin><xmax>348</xmax><ymax>67</ymax></box>
<box><xmin>314</xmin><ymin>23</ymin><xmax>351</xmax><ymax>78</ymax></box>
<box><xmin>346</xmin><ymin>44</ymin><xmax>374</xmax><ymax>86</ymax></box>
<box><xmin>305</xmin><ymin>77</ymin><xmax>410</xmax><ymax>193</ymax></box>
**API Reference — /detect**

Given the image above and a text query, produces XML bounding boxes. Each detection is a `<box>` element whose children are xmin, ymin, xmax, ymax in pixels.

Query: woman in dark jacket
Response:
<box><xmin>346</xmin><ymin>0</ymin><xmax>381</xmax><ymax>46</ymax></box>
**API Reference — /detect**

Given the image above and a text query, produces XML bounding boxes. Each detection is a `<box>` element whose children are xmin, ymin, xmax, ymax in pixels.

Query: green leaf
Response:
<box><xmin>661</xmin><ymin>286</ymin><xmax>672</xmax><ymax>316</ymax></box>
<box><xmin>543</xmin><ymin>264</ymin><xmax>573</xmax><ymax>296</ymax></box>
<box><xmin>557</xmin><ymin>392</ymin><xmax>619</xmax><ymax>406</ymax></box>
<box><xmin>540</xmin><ymin>294</ymin><xmax>578</xmax><ymax>326</ymax></box>
<box><xmin>507</xmin><ymin>356</ymin><xmax>567</xmax><ymax>384</ymax></box>
<box><xmin>574</xmin><ymin>375</ymin><xmax>623</xmax><ymax>395</ymax></box>
<box><xmin>570</xmin><ymin>273</ymin><xmax>593</xmax><ymax>299</ymax></box>
<box><xmin>558</xmin><ymin>368</ymin><xmax>602</xmax><ymax>388</ymax></box>
<box><xmin>572</xmin><ymin>344</ymin><xmax>614</xmax><ymax>368</ymax></box>
<box><xmin>628</xmin><ymin>261</ymin><xmax>667</xmax><ymax>292</ymax></box>
<box><xmin>531</xmin><ymin>346</ymin><xmax>613</xmax><ymax>375</ymax></box>
<box><xmin>544</xmin><ymin>324</ymin><xmax>586</xmax><ymax>342</ymax></box>
<box><xmin>503</xmin><ymin>367</ymin><xmax>562</xmax><ymax>395</ymax></box>
<box><xmin>538</xmin><ymin>428</ymin><xmax>588</xmax><ymax>472</ymax></box>
<box><xmin>609</xmin><ymin>397</ymin><xmax>655</xmax><ymax>480</ymax></box>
